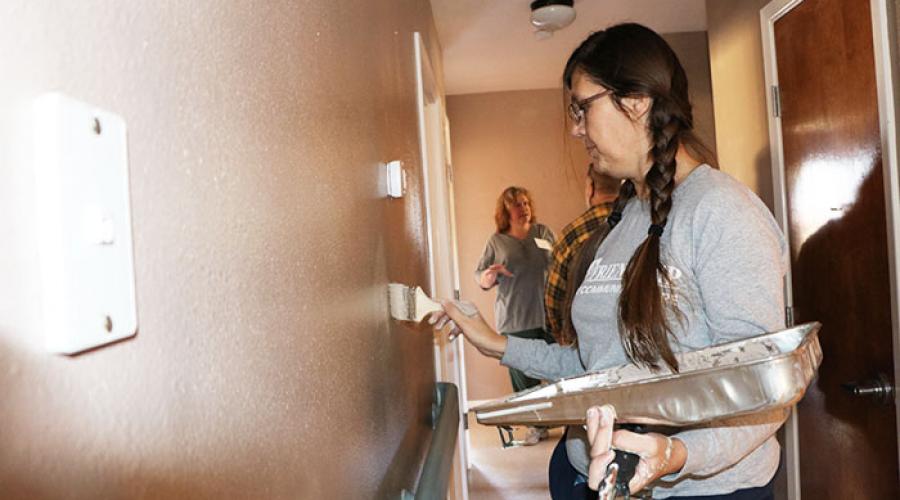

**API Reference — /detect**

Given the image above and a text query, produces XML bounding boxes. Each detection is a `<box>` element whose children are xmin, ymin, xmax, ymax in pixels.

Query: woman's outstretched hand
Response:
<box><xmin>479</xmin><ymin>263</ymin><xmax>513</xmax><ymax>289</ymax></box>
<box><xmin>585</xmin><ymin>405</ymin><xmax>687</xmax><ymax>494</ymax></box>
<box><xmin>428</xmin><ymin>301</ymin><xmax>507</xmax><ymax>359</ymax></box>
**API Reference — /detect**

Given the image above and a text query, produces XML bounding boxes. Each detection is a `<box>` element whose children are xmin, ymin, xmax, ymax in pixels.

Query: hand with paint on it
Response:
<box><xmin>586</xmin><ymin>405</ymin><xmax>688</xmax><ymax>494</ymax></box>
<box><xmin>586</xmin><ymin>405</ymin><xmax>617</xmax><ymax>492</ymax></box>
<box><xmin>479</xmin><ymin>263</ymin><xmax>513</xmax><ymax>289</ymax></box>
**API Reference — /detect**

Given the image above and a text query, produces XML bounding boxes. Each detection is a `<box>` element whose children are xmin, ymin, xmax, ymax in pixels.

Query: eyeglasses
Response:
<box><xmin>568</xmin><ymin>89</ymin><xmax>613</xmax><ymax>124</ymax></box>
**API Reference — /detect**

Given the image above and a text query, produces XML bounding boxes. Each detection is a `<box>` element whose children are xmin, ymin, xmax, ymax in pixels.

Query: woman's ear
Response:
<box><xmin>622</xmin><ymin>95</ymin><xmax>652</xmax><ymax>121</ymax></box>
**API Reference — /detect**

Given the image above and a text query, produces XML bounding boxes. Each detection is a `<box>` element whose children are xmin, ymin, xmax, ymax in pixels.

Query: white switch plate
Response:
<box><xmin>386</xmin><ymin>160</ymin><xmax>405</xmax><ymax>198</ymax></box>
<box><xmin>33</xmin><ymin>93</ymin><xmax>138</xmax><ymax>354</ymax></box>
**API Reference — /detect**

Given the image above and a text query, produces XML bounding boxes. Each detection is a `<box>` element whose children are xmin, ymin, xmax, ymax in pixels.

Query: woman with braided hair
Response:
<box><xmin>431</xmin><ymin>23</ymin><xmax>786</xmax><ymax>499</ymax></box>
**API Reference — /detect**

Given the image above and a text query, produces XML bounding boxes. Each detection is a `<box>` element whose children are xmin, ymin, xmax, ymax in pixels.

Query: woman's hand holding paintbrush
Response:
<box><xmin>385</xmin><ymin>283</ymin><xmax>504</xmax><ymax>357</ymax></box>
<box><xmin>429</xmin><ymin>301</ymin><xmax>507</xmax><ymax>360</ymax></box>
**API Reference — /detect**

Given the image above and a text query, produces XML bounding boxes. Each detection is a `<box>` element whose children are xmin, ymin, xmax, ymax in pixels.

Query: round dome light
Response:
<box><xmin>530</xmin><ymin>0</ymin><xmax>576</xmax><ymax>32</ymax></box>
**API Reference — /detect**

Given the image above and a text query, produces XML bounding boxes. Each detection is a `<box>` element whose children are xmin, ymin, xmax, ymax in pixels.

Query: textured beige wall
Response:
<box><xmin>0</xmin><ymin>1</ymin><xmax>443</xmax><ymax>498</ymax></box>
<box><xmin>666</xmin><ymin>32</ymin><xmax>718</xmax><ymax>156</ymax></box>
<box><xmin>706</xmin><ymin>0</ymin><xmax>776</xmax><ymax>209</ymax></box>
<box><xmin>449</xmin><ymin>32</ymin><xmax>717</xmax><ymax>401</ymax></box>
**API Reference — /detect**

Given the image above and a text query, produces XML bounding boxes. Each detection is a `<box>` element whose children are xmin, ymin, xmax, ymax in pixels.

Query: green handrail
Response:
<box><xmin>401</xmin><ymin>382</ymin><xmax>459</xmax><ymax>500</ymax></box>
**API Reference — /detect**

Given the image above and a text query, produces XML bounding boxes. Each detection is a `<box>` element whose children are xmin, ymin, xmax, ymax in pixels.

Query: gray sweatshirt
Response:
<box><xmin>475</xmin><ymin>223</ymin><xmax>556</xmax><ymax>333</ymax></box>
<box><xmin>501</xmin><ymin>165</ymin><xmax>788</xmax><ymax>498</ymax></box>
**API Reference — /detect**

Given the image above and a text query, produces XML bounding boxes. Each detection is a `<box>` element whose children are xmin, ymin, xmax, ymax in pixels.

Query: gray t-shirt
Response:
<box><xmin>501</xmin><ymin>165</ymin><xmax>788</xmax><ymax>498</ymax></box>
<box><xmin>475</xmin><ymin>223</ymin><xmax>556</xmax><ymax>333</ymax></box>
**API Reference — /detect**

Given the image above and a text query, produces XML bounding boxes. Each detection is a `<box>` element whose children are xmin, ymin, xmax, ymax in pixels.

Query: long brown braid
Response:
<box><xmin>559</xmin><ymin>23</ymin><xmax>714</xmax><ymax>371</ymax></box>
<box><xmin>618</xmin><ymin>94</ymin><xmax>683</xmax><ymax>371</ymax></box>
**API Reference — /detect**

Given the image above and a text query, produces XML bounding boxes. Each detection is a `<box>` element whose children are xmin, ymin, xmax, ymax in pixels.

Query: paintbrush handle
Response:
<box><xmin>415</xmin><ymin>287</ymin><xmax>478</xmax><ymax>319</ymax></box>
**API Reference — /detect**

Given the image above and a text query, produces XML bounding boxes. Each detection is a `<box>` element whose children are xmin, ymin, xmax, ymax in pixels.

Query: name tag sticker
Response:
<box><xmin>534</xmin><ymin>238</ymin><xmax>553</xmax><ymax>251</ymax></box>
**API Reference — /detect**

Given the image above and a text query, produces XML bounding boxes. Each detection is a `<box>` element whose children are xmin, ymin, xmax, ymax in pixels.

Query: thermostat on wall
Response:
<box><xmin>33</xmin><ymin>93</ymin><xmax>138</xmax><ymax>354</ymax></box>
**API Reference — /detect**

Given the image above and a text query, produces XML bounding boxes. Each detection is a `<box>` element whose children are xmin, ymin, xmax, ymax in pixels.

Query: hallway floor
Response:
<box><xmin>466</xmin><ymin>414</ymin><xmax>564</xmax><ymax>499</ymax></box>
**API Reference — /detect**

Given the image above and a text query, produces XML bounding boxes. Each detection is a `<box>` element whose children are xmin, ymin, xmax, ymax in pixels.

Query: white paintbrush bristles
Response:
<box><xmin>387</xmin><ymin>283</ymin><xmax>477</xmax><ymax>322</ymax></box>
<box><xmin>387</xmin><ymin>283</ymin><xmax>413</xmax><ymax>321</ymax></box>
<box><xmin>388</xmin><ymin>283</ymin><xmax>440</xmax><ymax>322</ymax></box>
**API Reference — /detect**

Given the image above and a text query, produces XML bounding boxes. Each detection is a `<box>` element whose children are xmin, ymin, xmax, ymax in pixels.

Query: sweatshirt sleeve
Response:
<box><xmin>670</xmin><ymin>408</ymin><xmax>788</xmax><ymax>479</ymax></box>
<box><xmin>691</xmin><ymin>187</ymin><xmax>788</xmax><ymax>341</ymax></box>
<box><xmin>501</xmin><ymin>336</ymin><xmax>585</xmax><ymax>380</ymax></box>
<box><xmin>670</xmin><ymin>185</ymin><xmax>789</xmax><ymax>479</ymax></box>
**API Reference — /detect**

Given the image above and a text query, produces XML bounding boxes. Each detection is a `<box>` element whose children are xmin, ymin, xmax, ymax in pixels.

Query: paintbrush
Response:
<box><xmin>387</xmin><ymin>283</ymin><xmax>478</xmax><ymax>323</ymax></box>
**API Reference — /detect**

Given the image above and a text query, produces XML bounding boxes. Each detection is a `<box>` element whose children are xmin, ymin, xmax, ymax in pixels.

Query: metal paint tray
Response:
<box><xmin>475</xmin><ymin>322</ymin><xmax>822</xmax><ymax>427</ymax></box>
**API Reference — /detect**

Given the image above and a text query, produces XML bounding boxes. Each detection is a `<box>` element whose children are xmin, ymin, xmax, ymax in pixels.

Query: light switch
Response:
<box><xmin>33</xmin><ymin>93</ymin><xmax>138</xmax><ymax>354</ymax></box>
<box><xmin>386</xmin><ymin>160</ymin><xmax>406</xmax><ymax>198</ymax></box>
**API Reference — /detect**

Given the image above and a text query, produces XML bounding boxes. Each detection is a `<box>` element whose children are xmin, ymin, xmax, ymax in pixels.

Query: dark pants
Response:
<box><xmin>548</xmin><ymin>431</ymin><xmax>776</xmax><ymax>500</ymax></box>
<box><xmin>549</xmin><ymin>431</ymin><xmax>592</xmax><ymax>500</ymax></box>
<box><xmin>502</xmin><ymin>327</ymin><xmax>554</xmax><ymax>392</ymax></box>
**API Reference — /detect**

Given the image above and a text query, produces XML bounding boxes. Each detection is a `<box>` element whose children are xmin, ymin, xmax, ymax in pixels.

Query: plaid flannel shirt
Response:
<box><xmin>544</xmin><ymin>202</ymin><xmax>614</xmax><ymax>338</ymax></box>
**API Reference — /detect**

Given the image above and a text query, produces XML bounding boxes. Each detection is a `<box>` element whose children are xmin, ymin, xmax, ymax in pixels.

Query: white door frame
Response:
<box><xmin>759</xmin><ymin>2</ymin><xmax>807</xmax><ymax>497</ymax></box>
<box><xmin>871</xmin><ymin>0</ymin><xmax>900</xmax><ymax>484</ymax></box>
<box><xmin>439</xmin><ymin>111</ymin><xmax>474</xmax><ymax>465</ymax></box>
<box><xmin>414</xmin><ymin>31</ymin><xmax>470</xmax><ymax>500</ymax></box>
<box><xmin>761</xmin><ymin>0</ymin><xmax>900</xmax><ymax>497</ymax></box>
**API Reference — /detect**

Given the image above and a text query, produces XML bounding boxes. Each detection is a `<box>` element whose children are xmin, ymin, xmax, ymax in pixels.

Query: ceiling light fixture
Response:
<box><xmin>530</xmin><ymin>0</ymin><xmax>576</xmax><ymax>40</ymax></box>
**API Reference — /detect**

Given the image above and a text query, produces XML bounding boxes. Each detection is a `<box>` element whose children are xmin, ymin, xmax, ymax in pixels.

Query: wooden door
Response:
<box><xmin>774</xmin><ymin>0</ymin><xmax>899</xmax><ymax>497</ymax></box>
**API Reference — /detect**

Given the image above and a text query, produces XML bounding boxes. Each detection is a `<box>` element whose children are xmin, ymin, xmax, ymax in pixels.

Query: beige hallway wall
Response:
<box><xmin>707</xmin><ymin>0</ymin><xmax>776</xmax><ymax>209</ymax></box>
<box><xmin>0</xmin><ymin>1</ymin><xmax>444</xmax><ymax>498</ymax></box>
<box><xmin>666</xmin><ymin>31</ymin><xmax>719</xmax><ymax>154</ymax></box>
<box><xmin>448</xmin><ymin>31</ymin><xmax>718</xmax><ymax>402</ymax></box>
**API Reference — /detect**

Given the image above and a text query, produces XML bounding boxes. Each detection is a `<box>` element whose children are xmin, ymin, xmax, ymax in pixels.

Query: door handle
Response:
<box><xmin>842</xmin><ymin>373</ymin><xmax>895</xmax><ymax>405</ymax></box>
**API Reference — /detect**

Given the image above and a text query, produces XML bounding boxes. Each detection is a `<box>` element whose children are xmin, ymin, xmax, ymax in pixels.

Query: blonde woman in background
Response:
<box><xmin>475</xmin><ymin>186</ymin><xmax>556</xmax><ymax>445</ymax></box>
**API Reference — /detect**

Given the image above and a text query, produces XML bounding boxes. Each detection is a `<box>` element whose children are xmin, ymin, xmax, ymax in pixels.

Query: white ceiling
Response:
<box><xmin>431</xmin><ymin>0</ymin><xmax>708</xmax><ymax>95</ymax></box>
